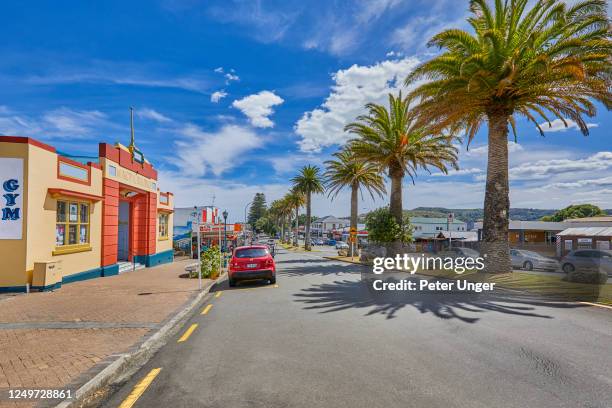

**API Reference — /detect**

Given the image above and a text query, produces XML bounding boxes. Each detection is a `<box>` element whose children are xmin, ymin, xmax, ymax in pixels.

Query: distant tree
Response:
<box><xmin>541</xmin><ymin>204</ymin><xmax>606</xmax><ymax>222</ymax></box>
<box><xmin>248</xmin><ymin>193</ymin><xmax>267</xmax><ymax>228</ymax></box>
<box><xmin>255</xmin><ymin>216</ymin><xmax>276</xmax><ymax>235</ymax></box>
<box><xmin>285</xmin><ymin>189</ymin><xmax>305</xmax><ymax>246</ymax></box>
<box><xmin>365</xmin><ymin>207</ymin><xmax>413</xmax><ymax>245</ymax></box>
<box><xmin>325</xmin><ymin>148</ymin><xmax>386</xmax><ymax>256</ymax></box>
<box><xmin>292</xmin><ymin>165</ymin><xmax>325</xmax><ymax>251</ymax></box>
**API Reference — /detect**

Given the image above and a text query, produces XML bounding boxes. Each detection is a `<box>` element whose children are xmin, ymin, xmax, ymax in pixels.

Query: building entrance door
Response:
<box><xmin>118</xmin><ymin>201</ymin><xmax>130</xmax><ymax>261</ymax></box>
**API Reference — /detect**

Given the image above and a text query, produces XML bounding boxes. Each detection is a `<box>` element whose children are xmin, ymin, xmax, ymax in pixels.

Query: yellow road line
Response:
<box><xmin>118</xmin><ymin>368</ymin><xmax>161</xmax><ymax>408</ymax></box>
<box><xmin>177</xmin><ymin>323</ymin><xmax>198</xmax><ymax>343</ymax></box>
<box><xmin>215</xmin><ymin>291</ymin><xmax>223</xmax><ymax>298</ymax></box>
<box><xmin>579</xmin><ymin>301</ymin><xmax>612</xmax><ymax>310</ymax></box>
<box><xmin>201</xmin><ymin>304</ymin><xmax>213</xmax><ymax>315</ymax></box>
<box><xmin>273</xmin><ymin>284</ymin><xmax>279</xmax><ymax>288</ymax></box>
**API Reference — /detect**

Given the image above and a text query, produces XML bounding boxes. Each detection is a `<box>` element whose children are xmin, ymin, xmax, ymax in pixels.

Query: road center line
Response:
<box><xmin>201</xmin><ymin>304</ymin><xmax>213</xmax><ymax>315</ymax></box>
<box><xmin>118</xmin><ymin>367</ymin><xmax>161</xmax><ymax>408</ymax></box>
<box><xmin>215</xmin><ymin>291</ymin><xmax>223</xmax><ymax>298</ymax></box>
<box><xmin>177</xmin><ymin>323</ymin><xmax>198</xmax><ymax>343</ymax></box>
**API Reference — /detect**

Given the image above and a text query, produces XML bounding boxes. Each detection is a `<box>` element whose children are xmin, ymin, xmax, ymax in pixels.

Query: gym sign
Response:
<box><xmin>0</xmin><ymin>158</ymin><xmax>23</xmax><ymax>239</ymax></box>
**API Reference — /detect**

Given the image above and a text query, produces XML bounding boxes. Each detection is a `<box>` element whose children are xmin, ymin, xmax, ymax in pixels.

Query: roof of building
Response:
<box><xmin>557</xmin><ymin>227</ymin><xmax>612</xmax><ymax>237</ymax></box>
<box><xmin>474</xmin><ymin>220</ymin><xmax>569</xmax><ymax>231</ymax></box>
<box><xmin>315</xmin><ymin>216</ymin><xmax>348</xmax><ymax>223</ymax></box>
<box><xmin>410</xmin><ymin>217</ymin><xmax>466</xmax><ymax>225</ymax></box>
<box><xmin>566</xmin><ymin>216</ymin><xmax>612</xmax><ymax>223</ymax></box>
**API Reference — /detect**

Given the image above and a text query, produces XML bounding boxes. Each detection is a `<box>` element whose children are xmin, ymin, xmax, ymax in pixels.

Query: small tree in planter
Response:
<box><xmin>364</xmin><ymin>207</ymin><xmax>412</xmax><ymax>260</ymax></box>
<box><xmin>195</xmin><ymin>245</ymin><xmax>221</xmax><ymax>280</ymax></box>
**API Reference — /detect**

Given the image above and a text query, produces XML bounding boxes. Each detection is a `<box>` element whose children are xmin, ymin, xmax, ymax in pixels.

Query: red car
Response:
<box><xmin>228</xmin><ymin>245</ymin><xmax>276</xmax><ymax>287</ymax></box>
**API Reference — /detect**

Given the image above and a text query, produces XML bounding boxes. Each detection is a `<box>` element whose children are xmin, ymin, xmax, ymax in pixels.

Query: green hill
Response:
<box><xmin>405</xmin><ymin>207</ymin><xmax>612</xmax><ymax>223</ymax></box>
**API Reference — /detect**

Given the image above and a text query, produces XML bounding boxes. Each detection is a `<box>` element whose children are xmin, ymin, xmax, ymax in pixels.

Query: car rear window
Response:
<box><xmin>235</xmin><ymin>248</ymin><xmax>269</xmax><ymax>258</ymax></box>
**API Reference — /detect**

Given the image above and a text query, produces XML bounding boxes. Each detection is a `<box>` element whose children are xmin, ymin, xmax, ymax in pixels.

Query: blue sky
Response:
<box><xmin>1</xmin><ymin>0</ymin><xmax>611</xmax><ymax>221</ymax></box>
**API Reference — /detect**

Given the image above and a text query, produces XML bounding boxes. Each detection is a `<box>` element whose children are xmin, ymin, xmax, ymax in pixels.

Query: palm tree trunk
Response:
<box><xmin>305</xmin><ymin>191</ymin><xmax>312</xmax><ymax>251</ymax></box>
<box><xmin>350</xmin><ymin>183</ymin><xmax>358</xmax><ymax>257</ymax></box>
<box><xmin>389</xmin><ymin>164</ymin><xmax>404</xmax><ymax>255</ymax></box>
<box><xmin>293</xmin><ymin>207</ymin><xmax>299</xmax><ymax>246</ymax></box>
<box><xmin>482</xmin><ymin>110</ymin><xmax>512</xmax><ymax>273</ymax></box>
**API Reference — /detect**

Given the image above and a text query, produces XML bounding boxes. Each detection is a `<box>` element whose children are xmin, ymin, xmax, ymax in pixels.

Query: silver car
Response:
<box><xmin>510</xmin><ymin>249</ymin><xmax>559</xmax><ymax>271</ymax></box>
<box><xmin>561</xmin><ymin>249</ymin><xmax>612</xmax><ymax>276</ymax></box>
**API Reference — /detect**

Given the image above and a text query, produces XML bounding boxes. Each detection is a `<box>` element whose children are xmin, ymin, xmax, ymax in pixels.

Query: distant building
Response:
<box><xmin>312</xmin><ymin>216</ymin><xmax>350</xmax><ymax>235</ymax></box>
<box><xmin>555</xmin><ymin>217</ymin><xmax>612</xmax><ymax>256</ymax></box>
<box><xmin>411</xmin><ymin>217</ymin><xmax>468</xmax><ymax>240</ymax></box>
<box><xmin>473</xmin><ymin>220</ymin><xmax>569</xmax><ymax>244</ymax></box>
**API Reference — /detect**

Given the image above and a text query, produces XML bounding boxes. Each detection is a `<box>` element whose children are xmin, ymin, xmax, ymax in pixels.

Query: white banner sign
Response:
<box><xmin>0</xmin><ymin>158</ymin><xmax>24</xmax><ymax>239</ymax></box>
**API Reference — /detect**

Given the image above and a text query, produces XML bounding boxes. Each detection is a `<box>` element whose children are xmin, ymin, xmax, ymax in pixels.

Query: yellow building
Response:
<box><xmin>0</xmin><ymin>136</ymin><xmax>174</xmax><ymax>292</ymax></box>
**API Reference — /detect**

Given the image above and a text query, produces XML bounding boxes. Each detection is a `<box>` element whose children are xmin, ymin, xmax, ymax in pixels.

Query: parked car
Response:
<box><xmin>336</xmin><ymin>241</ymin><xmax>349</xmax><ymax>250</ymax></box>
<box><xmin>315</xmin><ymin>239</ymin><xmax>325</xmax><ymax>245</ymax></box>
<box><xmin>561</xmin><ymin>249</ymin><xmax>612</xmax><ymax>276</ymax></box>
<box><xmin>442</xmin><ymin>247</ymin><xmax>481</xmax><ymax>259</ymax></box>
<box><xmin>228</xmin><ymin>245</ymin><xmax>276</xmax><ymax>287</ymax></box>
<box><xmin>327</xmin><ymin>239</ymin><xmax>337</xmax><ymax>246</ymax></box>
<box><xmin>510</xmin><ymin>249</ymin><xmax>559</xmax><ymax>271</ymax></box>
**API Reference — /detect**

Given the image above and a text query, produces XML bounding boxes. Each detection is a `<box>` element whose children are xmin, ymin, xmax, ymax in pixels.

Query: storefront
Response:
<box><xmin>0</xmin><ymin>136</ymin><xmax>174</xmax><ymax>292</ymax></box>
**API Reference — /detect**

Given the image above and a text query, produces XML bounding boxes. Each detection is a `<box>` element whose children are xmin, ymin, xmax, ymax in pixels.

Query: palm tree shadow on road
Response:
<box><xmin>284</xmin><ymin>263</ymin><xmax>586</xmax><ymax>322</ymax></box>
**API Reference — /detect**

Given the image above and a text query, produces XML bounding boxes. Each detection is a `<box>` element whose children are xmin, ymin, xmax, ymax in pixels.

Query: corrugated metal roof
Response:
<box><xmin>557</xmin><ymin>227</ymin><xmax>612</xmax><ymax>237</ymax></box>
<box><xmin>566</xmin><ymin>216</ymin><xmax>612</xmax><ymax>223</ymax></box>
<box><xmin>411</xmin><ymin>217</ymin><xmax>466</xmax><ymax>224</ymax></box>
<box><xmin>474</xmin><ymin>220</ymin><xmax>569</xmax><ymax>230</ymax></box>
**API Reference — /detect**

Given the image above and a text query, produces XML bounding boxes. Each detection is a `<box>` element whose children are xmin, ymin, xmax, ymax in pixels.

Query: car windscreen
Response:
<box><xmin>235</xmin><ymin>248</ymin><xmax>269</xmax><ymax>258</ymax></box>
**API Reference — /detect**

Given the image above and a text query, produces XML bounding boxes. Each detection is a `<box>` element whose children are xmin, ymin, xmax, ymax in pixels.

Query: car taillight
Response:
<box><xmin>265</xmin><ymin>258</ymin><xmax>274</xmax><ymax>267</ymax></box>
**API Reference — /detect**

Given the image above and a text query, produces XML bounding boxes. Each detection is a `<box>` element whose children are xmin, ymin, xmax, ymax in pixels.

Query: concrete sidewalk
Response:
<box><xmin>0</xmin><ymin>259</ymin><xmax>210</xmax><ymax>408</ymax></box>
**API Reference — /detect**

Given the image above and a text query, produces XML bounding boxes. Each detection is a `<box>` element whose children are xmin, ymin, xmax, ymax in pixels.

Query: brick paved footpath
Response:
<box><xmin>0</xmin><ymin>259</ymin><xmax>209</xmax><ymax>408</ymax></box>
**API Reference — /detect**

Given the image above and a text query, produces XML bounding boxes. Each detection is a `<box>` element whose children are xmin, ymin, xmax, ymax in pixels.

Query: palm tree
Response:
<box><xmin>285</xmin><ymin>189</ymin><xmax>305</xmax><ymax>246</ymax></box>
<box><xmin>346</xmin><ymin>92</ymin><xmax>459</xmax><ymax>254</ymax></box>
<box><xmin>292</xmin><ymin>165</ymin><xmax>325</xmax><ymax>251</ymax></box>
<box><xmin>268</xmin><ymin>199</ymin><xmax>285</xmax><ymax>240</ymax></box>
<box><xmin>324</xmin><ymin>149</ymin><xmax>386</xmax><ymax>256</ymax></box>
<box><xmin>406</xmin><ymin>0</ymin><xmax>611</xmax><ymax>272</ymax></box>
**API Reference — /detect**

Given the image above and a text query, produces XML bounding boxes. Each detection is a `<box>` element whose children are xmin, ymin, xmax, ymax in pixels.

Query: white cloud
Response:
<box><xmin>385</xmin><ymin>50</ymin><xmax>403</xmax><ymax>58</ymax></box>
<box><xmin>509</xmin><ymin>151</ymin><xmax>612</xmax><ymax>180</ymax></box>
<box><xmin>431</xmin><ymin>167</ymin><xmax>482</xmax><ymax>177</ymax></box>
<box><xmin>232</xmin><ymin>91</ymin><xmax>284</xmax><ymax>128</ymax></box>
<box><xmin>24</xmin><ymin>60</ymin><xmax>211</xmax><ymax>93</ymax></box>
<box><xmin>210</xmin><ymin>90</ymin><xmax>228</xmax><ymax>103</ymax></box>
<box><xmin>174</xmin><ymin>124</ymin><xmax>262</xmax><ymax>177</ymax></box>
<box><xmin>42</xmin><ymin>108</ymin><xmax>108</xmax><ymax>135</ymax></box>
<box><xmin>137</xmin><ymin>108</ymin><xmax>172</xmax><ymax>123</ymax></box>
<box><xmin>295</xmin><ymin>57</ymin><xmax>420</xmax><ymax>152</ymax></box>
<box><xmin>214</xmin><ymin>67</ymin><xmax>224</xmax><ymax>73</ymax></box>
<box><xmin>539</xmin><ymin>118</ymin><xmax>598</xmax><ymax>133</ymax></box>
<box><xmin>224</xmin><ymin>73</ymin><xmax>239</xmax><ymax>83</ymax></box>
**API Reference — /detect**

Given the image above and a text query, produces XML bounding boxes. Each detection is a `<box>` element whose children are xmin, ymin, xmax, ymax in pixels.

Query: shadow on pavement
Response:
<box><xmin>294</xmin><ymin>278</ymin><xmax>588</xmax><ymax>323</ymax></box>
<box><xmin>283</xmin><ymin>262</ymin><xmax>587</xmax><ymax>322</ymax></box>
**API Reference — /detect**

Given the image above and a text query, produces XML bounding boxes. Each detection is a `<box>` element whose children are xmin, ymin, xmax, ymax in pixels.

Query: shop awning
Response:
<box><xmin>48</xmin><ymin>188</ymin><xmax>103</xmax><ymax>202</ymax></box>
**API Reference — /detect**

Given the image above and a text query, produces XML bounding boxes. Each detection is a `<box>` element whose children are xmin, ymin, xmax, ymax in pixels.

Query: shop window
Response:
<box><xmin>55</xmin><ymin>199</ymin><xmax>90</xmax><ymax>254</ymax></box>
<box><xmin>158</xmin><ymin>213</ymin><xmax>169</xmax><ymax>239</ymax></box>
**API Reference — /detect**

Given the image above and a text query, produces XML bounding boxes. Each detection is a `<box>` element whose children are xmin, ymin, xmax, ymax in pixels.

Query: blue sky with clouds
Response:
<box><xmin>1</xmin><ymin>0</ymin><xmax>610</xmax><ymax>221</ymax></box>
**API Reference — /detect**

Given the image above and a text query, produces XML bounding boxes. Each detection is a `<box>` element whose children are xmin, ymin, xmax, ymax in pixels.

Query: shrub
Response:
<box><xmin>193</xmin><ymin>245</ymin><xmax>221</xmax><ymax>279</ymax></box>
<box><xmin>365</xmin><ymin>207</ymin><xmax>412</xmax><ymax>244</ymax></box>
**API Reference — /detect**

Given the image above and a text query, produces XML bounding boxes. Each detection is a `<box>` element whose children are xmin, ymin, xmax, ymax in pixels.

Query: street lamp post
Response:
<box><xmin>193</xmin><ymin>206</ymin><xmax>202</xmax><ymax>290</ymax></box>
<box><xmin>222</xmin><ymin>210</ymin><xmax>228</xmax><ymax>252</ymax></box>
<box><xmin>244</xmin><ymin>201</ymin><xmax>251</xmax><ymax>245</ymax></box>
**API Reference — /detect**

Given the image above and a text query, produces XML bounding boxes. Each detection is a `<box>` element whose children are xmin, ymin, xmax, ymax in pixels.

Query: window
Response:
<box><xmin>55</xmin><ymin>200</ymin><xmax>90</xmax><ymax>250</ymax></box>
<box><xmin>158</xmin><ymin>213</ymin><xmax>169</xmax><ymax>239</ymax></box>
<box><xmin>235</xmin><ymin>248</ymin><xmax>269</xmax><ymax>258</ymax></box>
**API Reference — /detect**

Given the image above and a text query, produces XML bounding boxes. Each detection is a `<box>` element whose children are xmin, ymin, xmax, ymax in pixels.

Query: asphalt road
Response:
<box><xmin>101</xmin><ymin>247</ymin><xmax>612</xmax><ymax>408</ymax></box>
